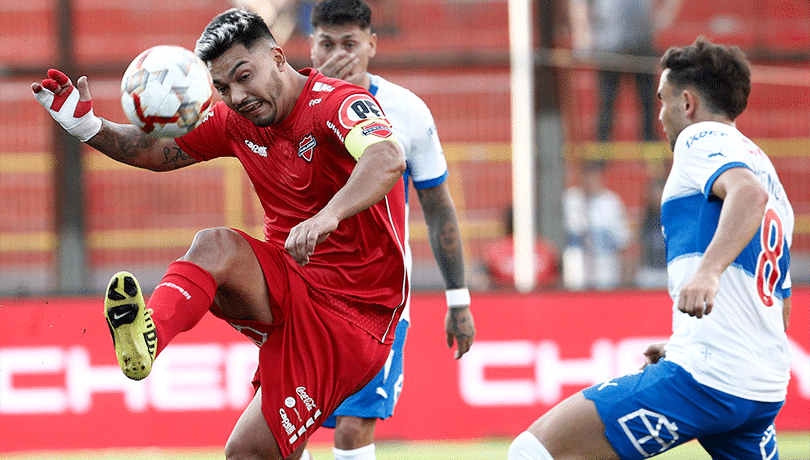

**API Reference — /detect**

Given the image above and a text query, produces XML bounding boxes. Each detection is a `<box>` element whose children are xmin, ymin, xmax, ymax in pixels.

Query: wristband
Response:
<box><xmin>445</xmin><ymin>288</ymin><xmax>470</xmax><ymax>308</ymax></box>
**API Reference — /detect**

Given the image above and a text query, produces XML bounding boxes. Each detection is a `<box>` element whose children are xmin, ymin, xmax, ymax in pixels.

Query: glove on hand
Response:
<box><xmin>32</xmin><ymin>69</ymin><xmax>102</xmax><ymax>142</ymax></box>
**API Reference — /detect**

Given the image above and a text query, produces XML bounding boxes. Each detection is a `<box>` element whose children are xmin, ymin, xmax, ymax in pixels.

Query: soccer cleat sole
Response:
<box><xmin>104</xmin><ymin>271</ymin><xmax>157</xmax><ymax>380</ymax></box>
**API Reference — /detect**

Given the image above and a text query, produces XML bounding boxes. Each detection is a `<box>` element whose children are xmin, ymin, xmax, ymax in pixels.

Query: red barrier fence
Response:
<box><xmin>1</xmin><ymin>289</ymin><xmax>808</xmax><ymax>452</ymax></box>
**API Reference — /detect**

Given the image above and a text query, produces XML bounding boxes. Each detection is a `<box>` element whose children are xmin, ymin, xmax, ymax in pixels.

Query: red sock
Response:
<box><xmin>147</xmin><ymin>260</ymin><xmax>217</xmax><ymax>355</ymax></box>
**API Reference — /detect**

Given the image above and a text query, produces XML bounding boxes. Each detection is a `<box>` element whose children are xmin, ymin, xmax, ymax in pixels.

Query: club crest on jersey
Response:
<box><xmin>339</xmin><ymin>94</ymin><xmax>383</xmax><ymax>129</ymax></box>
<box><xmin>298</xmin><ymin>133</ymin><xmax>317</xmax><ymax>162</ymax></box>
<box><xmin>360</xmin><ymin>120</ymin><xmax>393</xmax><ymax>139</ymax></box>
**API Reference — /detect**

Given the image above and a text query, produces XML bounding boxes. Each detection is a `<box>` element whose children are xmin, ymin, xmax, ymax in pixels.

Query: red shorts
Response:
<box><xmin>211</xmin><ymin>229</ymin><xmax>393</xmax><ymax>458</ymax></box>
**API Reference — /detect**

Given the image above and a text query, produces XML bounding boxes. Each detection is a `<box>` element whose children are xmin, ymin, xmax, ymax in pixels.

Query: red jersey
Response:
<box><xmin>177</xmin><ymin>69</ymin><xmax>408</xmax><ymax>313</ymax></box>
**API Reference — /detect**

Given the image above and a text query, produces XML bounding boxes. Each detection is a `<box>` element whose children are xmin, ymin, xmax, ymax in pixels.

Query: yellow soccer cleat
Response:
<box><xmin>104</xmin><ymin>271</ymin><xmax>157</xmax><ymax>380</ymax></box>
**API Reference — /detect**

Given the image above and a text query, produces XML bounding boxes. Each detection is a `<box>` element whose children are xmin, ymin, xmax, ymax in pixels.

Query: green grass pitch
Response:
<box><xmin>3</xmin><ymin>433</ymin><xmax>808</xmax><ymax>459</ymax></box>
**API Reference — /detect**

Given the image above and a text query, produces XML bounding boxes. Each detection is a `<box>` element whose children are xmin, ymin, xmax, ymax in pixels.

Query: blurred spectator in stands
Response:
<box><xmin>231</xmin><ymin>0</ymin><xmax>299</xmax><ymax>43</ymax></box>
<box><xmin>483</xmin><ymin>207</ymin><xmax>560</xmax><ymax>289</ymax></box>
<box><xmin>635</xmin><ymin>178</ymin><xmax>668</xmax><ymax>289</ymax></box>
<box><xmin>367</xmin><ymin>0</ymin><xmax>399</xmax><ymax>35</ymax></box>
<box><xmin>562</xmin><ymin>161</ymin><xmax>631</xmax><ymax>290</ymax></box>
<box><xmin>296</xmin><ymin>0</ymin><xmax>399</xmax><ymax>36</ymax></box>
<box><xmin>568</xmin><ymin>0</ymin><xmax>682</xmax><ymax>142</ymax></box>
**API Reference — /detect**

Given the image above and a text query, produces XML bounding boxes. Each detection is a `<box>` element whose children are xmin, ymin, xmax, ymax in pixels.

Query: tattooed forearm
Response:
<box><xmin>86</xmin><ymin>119</ymin><xmax>155</xmax><ymax>163</ymax></box>
<box><xmin>163</xmin><ymin>145</ymin><xmax>192</xmax><ymax>166</ymax></box>
<box><xmin>118</xmin><ymin>128</ymin><xmax>156</xmax><ymax>161</ymax></box>
<box><xmin>84</xmin><ymin>118</ymin><xmax>193</xmax><ymax>171</ymax></box>
<box><xmin>417</xmin><ymin>184</ymin><xmax>466</xmax><ymax>289</ymax></box>
<box><xmin>430</xmin><ymin>215</ymin><xmax>465</xmax><ymax>288</ymax></box>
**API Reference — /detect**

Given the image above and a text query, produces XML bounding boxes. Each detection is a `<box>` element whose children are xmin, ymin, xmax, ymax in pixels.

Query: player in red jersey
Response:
<box><xmin>31</xmin><ymin>8</ymin><xmax>408</xmax><ymax>460</ymax></box>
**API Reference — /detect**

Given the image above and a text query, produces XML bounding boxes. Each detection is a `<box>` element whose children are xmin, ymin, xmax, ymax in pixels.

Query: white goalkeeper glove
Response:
<box><xmin>32</xmin><ymin>69</ymin><xmax>102</xmax><ymax>142</ymax></box>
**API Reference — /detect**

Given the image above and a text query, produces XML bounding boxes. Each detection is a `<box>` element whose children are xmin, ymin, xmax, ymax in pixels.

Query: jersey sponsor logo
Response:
<box><xmin>361</xmin><ymin>121</ymin><xmax>393</xmax><ymax>139</ymax></box>
<box><xmin>298</xmin><ymin>133</ymin><xmax>316</xmax><ymax>162</ymax></box>
<box><xmin>326</xmin><ymin>120</ymin><xmax>345</xmax><ymax>143</ymax></box>
<box><xmin>308</xmin><ymin>98</ymin><xmax>322</xmax><ymax>107</ymax></box>
<box><xmin>296</xmin><ymin>386</ymin><xmax>317</xmax><ymax>411</ymax></box>
<box><xmin>279</xmin><ymin>392</ymin><xmax>323</xmax><ymax>446</ymax></box>
<box><xmin>685</xmin><ymin>130</ymin><xmax>728</xmax><ymax>149</ymax></box>
<box><xmin>244</xmin><ymin>139</ymin><xmax>268</xmax><ymax>157</ymax></box>
<box><xmin>312</xmin><ymin>82</ymin><xmax>334</xmax><ymax>93</ymax></box>
<box><xmin>279</xmin><ymin>408</ymin><xmax>296</xmax><ymax>437</ymax></box>
<box><xmin>618</xmin><ymin>408</ymin><xmax>680</xmax><ymax>457</ymax></box>
<box><xmin>339</xmin><ymin>94</ymin><xmax>383</xmax><ymax>129</ymax></box>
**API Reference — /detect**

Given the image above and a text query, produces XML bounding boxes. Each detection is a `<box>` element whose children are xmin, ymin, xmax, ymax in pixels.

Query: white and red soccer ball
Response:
<box><xmin>121</xmin><ymin>45</ymin><xmax>213</xmax><ymax>138</ymax></box>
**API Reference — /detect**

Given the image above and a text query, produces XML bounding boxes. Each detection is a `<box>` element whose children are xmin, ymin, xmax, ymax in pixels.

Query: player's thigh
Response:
<box><xmin>182</xmin><ymin>227</ymin><xmax>272</xmax><ymax>323</ymax></box>
<box><xmin>226</xmin><ymin>390</ymin><xmax>282</xmax><ymax>460</ymax></box>
<box><xmin>700</xmin><ymin>426</ymin><xmax>780</xmax><ymax>460</ymax></box>
<box><xmin>226</xmin><ymin>390</ymin><xmax>310</xmax><ymax>460</ymax></box>
<box><xmin>699</xmin><ymin>404</ymin><xmax>782</xmax><ymax>460</ymax></box>
<box><xmin>527</xmin><ymin>391</ymin><xmax>620</xmax><ymax>460</ymax></box>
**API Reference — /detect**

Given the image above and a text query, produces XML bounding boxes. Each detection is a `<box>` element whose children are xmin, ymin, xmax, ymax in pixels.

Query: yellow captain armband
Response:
<box><xmin>344</xmin><ymin>118</ymin><xmax>398</xmax><ymax>160</ymax></box>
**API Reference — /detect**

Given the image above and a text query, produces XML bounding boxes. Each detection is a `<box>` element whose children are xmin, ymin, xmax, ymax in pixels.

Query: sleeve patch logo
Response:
<box><xmin>361</xmin><ymin>121</ymin><xmax>393</xmax><ymax>138</ymax></box>
<box><xmin>339</xmin><ymin>94</ymin><xmax>384</xmax><ymax>129</ymax></box>
<box><xmin>298</xmin><ymin>133</ymin><xmax>317</xmax><ymax>162</ymax></box>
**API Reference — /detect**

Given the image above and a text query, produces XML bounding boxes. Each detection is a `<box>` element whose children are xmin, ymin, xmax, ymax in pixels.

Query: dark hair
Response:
<box><xmin>660</xmin><ymin>36</ymin><xmax>751</xmax><ymax>120</ymax></box>
<box><xmin>195</xmin><ymin>9</ymin><xmax>277</xmax><ymax>63</ymax></box>
<box><xmin>311</xmin><ymin>0</ymin><xmax>372</xmax><ymax>30</ymax></box>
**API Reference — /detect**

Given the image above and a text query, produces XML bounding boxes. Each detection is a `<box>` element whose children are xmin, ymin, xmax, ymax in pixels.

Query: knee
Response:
<box><xmin>334</xmin><ymin>417</ymin><xmax>376</xmax><ymax>450</ymax></box>
<box><xmin>182</xmin><ymin>227</ymin><xmax>243</xmax><ymax>277</ymax></box>
<box><xmin>224</xmin><ymin>438</ymin><xmax>253</xmax><ymax>460</ymax></box>
<box><xmin>223</xmin><ymin>439</ymin><xmax>247</xmax><ymax>460</ymax></box>
<box><xmin>224</xmin><ymin>436</ymin><xmax>282</xmax><ymax>460</ymax></box>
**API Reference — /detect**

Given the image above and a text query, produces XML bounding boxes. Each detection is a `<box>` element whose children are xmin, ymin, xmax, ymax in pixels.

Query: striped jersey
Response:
<box><xmin>369</xmin><ymin>74</ymin><xmax>448</xmax><ymax>322</ymax></box>
<box><xmin>661</xmin><ymin>121</ymin><xmax>794</xmax><ymax>402</ymax></box>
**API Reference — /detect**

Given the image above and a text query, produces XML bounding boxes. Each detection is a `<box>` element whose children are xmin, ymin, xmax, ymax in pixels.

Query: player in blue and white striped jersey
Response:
<box><xmin>308</xmin><ymin>2</ymin><xmax>476</xmax><ymax>460</ymax></box>
<box><xmin>509</xmin><ymin>37</ymin><xmax>793</xmax><ymax>460</ymax></box>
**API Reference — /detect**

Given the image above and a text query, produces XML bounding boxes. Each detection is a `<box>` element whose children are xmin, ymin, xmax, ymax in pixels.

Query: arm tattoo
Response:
<box><xmin>87</xmin><ymin>119</ymin><xmax>155</xmax><ymax>163</ymax></box>
<box><xmin>163</xmin><ymin>145</ymin><xmax>192</xmax><ymax>166</ymax></box>
<box><xmin>418</xmin><ymin>186</ymin><xmax>466</xmax><ymax>289</ymax></box>
<box><xmin>86</xmin><ymin>119</ymin><xmax>194</xmax><ymax>170</ymax></box>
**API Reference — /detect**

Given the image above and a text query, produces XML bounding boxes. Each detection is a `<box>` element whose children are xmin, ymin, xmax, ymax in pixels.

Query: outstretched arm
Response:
<box><xmin>32</xmin><ymin>69</ymin><xmax>195</xmax><ymax>172</ymax></box>
<box><xmin>416</xmin><ymin>182</ymin><xmax>476</xmax><ymax>359</ymax></box>
<box><xmin>86</xmin><ymin>120</ymin><xmax>197</xmax><ymax>171</ymax></box>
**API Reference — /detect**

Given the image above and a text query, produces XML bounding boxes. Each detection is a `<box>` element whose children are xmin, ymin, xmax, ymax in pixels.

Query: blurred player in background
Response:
<box><xmin>308</xmin><ymin>1</ymin><xmax>476</xmax><ymax>459</ymax></box>
<box><xmin>509</xmin><ymin>37</ymin><xmax>794</xmax><ymax>460</ymax></box>
<box><xmin>32</xmin><ymin>8</ymin><xmax>410</xmax><ymax>460</ymax></box>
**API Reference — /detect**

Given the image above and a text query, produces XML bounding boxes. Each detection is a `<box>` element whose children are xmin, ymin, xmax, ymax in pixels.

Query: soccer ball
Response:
<box><xmin>121</xmin><ymin>45</ymin><xmax>213</xmax><ymax>138</ymax></box>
